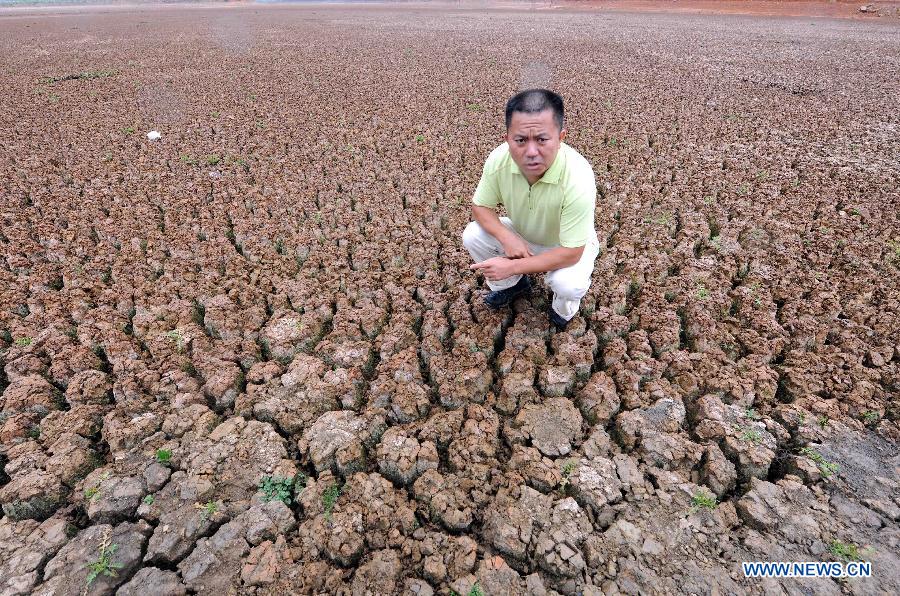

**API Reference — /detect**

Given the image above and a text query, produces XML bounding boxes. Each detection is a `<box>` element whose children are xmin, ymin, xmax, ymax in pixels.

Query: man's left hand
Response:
<box><xmin>470</xmin><ymin>257</ymin><xmax>520</xmax><ymax>281</ymax></box>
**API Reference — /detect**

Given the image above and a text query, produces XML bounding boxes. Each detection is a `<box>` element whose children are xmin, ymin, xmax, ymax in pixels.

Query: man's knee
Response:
<box><xmin>461</xmin><ymin>221</ymin><xmax>484</xmax><ymax>250</ymax></box>
<box><xmin>548</xmin><ymin>273</ymin><xmax>590</xmax><ymax>301</ymax></box>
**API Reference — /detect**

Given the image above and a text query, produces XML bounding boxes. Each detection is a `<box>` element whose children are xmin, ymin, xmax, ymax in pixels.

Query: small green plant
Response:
<box><xmin>85</xmin><ymin>486</ymin><xmax>100</xmax><ymax>501</ymax></box>
<box><xmin>799</xmin><ymin>447</ymin><xmax>839</xmax><ymax>478</ymax></box>
<box><xmin>466</xmin><ymin>103</ymin><xmax>484</xmax><ymax>112</ymax></box>
<box><xmin>210</xmin><ymin>111</ymin><xmax>220</xmax><ymax>118</ymax></box>
<box><xmin>559</xmin><ymin>460</ymin><xmax>577</xmax><ymax>493</ymax></box>
<box><xmin>196</xmin><ymin>500</ymin><xmax>219</xmax><ymax>520</ymax></box>
<box><xmin>85</xmin><ymin>528</ymin><xmax>123</xmax><ymax>586</ymax></box>
<box><xmin>690</xmin><ymin>490</ymin><xmax>718</xmax><ymax>512</ymax></box>
<box><xmin>15</xmin><ymin>337</ymin><xmax>32</xmax><ymax>347</ymax></box>
<box><xmin>164</xmin><ymin>329</ymin><xmax>184</xmax><ymax>352</ymax></box>
<box><xmin>415</xmin><ymin>134</ymin><xmax>425</xmax><ymax>143</ymax></box>
<box><xmin>696</xmin><ymin>284</ymin><xmax>710</xmax><ymax>300</ymax></box>
<box><xmin>258</xmin><ymin>475</ymin><xmax>295</xmax><ymax>505</ymax></box>
<box><xmin>180</xmin><ymin>154</ymin><xmax>198</xmax><ymax>165</ymax></box>
<box><xmin>322</xmin><ymin>482</ymin><xmax>342</xmax><ymax>520</ymax></box>
<box><xmin>817</xmin><ymin>415</ymin><xmax>829</xmax><ymax>429</ymax></box>
<box><xmin>205</xmin><ymin>154</ymin><xmax>221</xmax><ymax>166</ymax></box>
<box><xmin>468</xmin><ymin>583</ymin><xmax>485</xmax><ymax>596</ymax></box>
<box><xmin>744</xmin><ymin>407</ymin><xmax>759</xmax><ymax>420</ymax></box>
<box><xmin>735</xmin><ymin>425</ymin><xmax>762</xmax><ymax>444</ymax></box>
<box><xmin>142</xmin><ymin>494</ymin><xmax>154</xmax><ymax>505</ymax></box>
<box><xmin>829</xmin><ymin>539</ymin><xmax>862</xmax><ymax>561</ymax></box>
<box><xmin>155</xmin><ymin>449</ymin><xmax>172</xmax><ymax>466</ymax></box>
<box><xmin>861</xmin><ymin>410</ymin><xmax>880</xmax><ymax>425</ymax></box>
<box><xmin>123</xmin><ymin>126</ymin><xmax>135</xmax><ymax>135</ymax></box>
<box><xmin>26</xmin><ymin>425</ymin><xmax>40</xmax><ymax>440</ymax></box>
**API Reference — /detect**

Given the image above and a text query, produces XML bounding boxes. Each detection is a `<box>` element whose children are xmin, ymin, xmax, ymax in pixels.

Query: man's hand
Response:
<box><xmin>500</xmin><ymin>233</ymin><xmax>534</xmax><ymax>259</ymax></box>
<box><xmin>470</xmin><ymin>257</ymin><xmax>519</xmax><ymax>281</ymax></box>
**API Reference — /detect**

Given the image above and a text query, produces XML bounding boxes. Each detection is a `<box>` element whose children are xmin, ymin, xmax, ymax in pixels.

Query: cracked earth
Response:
<box><xmin>0</xmin><ymin>3</ymin><xmax>898</xmax><ymax>595</ymax></box>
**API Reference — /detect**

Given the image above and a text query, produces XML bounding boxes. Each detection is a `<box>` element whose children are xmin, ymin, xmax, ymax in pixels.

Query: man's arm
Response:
<box><xmin>470</xmin><ymin>244</ymin><xmax>584</xmax><ymax>281</ymax></box>
<box><xmin>472</xmin><ymin>205</ymin><xmax>533</xmax><ymax>259</ymax></box>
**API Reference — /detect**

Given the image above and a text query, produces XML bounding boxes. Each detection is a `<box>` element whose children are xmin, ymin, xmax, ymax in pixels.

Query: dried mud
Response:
<box><xmin>0</xmin><ymin>4</ymin><xmax>898</xmax><ymax>595</ymax></box>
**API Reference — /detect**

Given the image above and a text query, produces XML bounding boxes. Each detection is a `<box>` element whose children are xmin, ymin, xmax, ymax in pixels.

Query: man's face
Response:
<box><xmin>505</xmin><ymin>108</ymin><xmax>567</xmax><ymax>183</ymax></box>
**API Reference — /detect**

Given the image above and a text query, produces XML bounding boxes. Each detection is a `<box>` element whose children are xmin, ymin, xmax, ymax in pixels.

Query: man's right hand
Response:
<box><xmin>500</xmin><ymin>233</ymin><xmax>534</xmax><ymax>259</ymax></box>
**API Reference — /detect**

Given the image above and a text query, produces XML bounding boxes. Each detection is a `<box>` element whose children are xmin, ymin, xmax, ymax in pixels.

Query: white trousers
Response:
<box><xmin>462</xmin><ymin>217</ymin><xmax>600</xmax><ymax>320</ymax></box>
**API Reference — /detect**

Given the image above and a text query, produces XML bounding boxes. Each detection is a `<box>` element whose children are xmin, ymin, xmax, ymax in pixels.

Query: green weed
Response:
<box><xmin>14</xmin><ymin>337</ymin><xmax>32</xmax><ymax>347</ymax></box>
<box><xmin>142</xmin><ymin>494</ymin><xmax>154</xmax><ymax>505</ymax></box>
<box><xmin>258</xmin><ymin>475</ymin><xmax>296</xmax><ymax>505</ymax></box>
<box><xmin>155</xmin><ymin>449</ymin><xmax>172</xmax><ymax>466</ymax></box>
<box><xmin>829</xmin><ymin>539</ymin><xmax>863</xmax><ymax>561</ymax></box>
<box><xmin>799</xmin><ymin>447</ymin><xmax>839</xmax><ymax>478</ymax></box>
<box><xmin>861</xmin><ymin>410</ymin><xmax>880</xmax><ymax>425</ymax></box>
<box><xmin>85</xmin><ymin>531</ymin><xmax>123</xmax><ymax>586</ymax></box>
<box><xmin>322</xmin><ymin>482</ymin><xmax>342</xmax><ymax>520</ymax></box>
<box><xmin>197</xmin><ymin>500</ymin><xmax>219</xmax><ymax>520</ymax></box>
<box><xmin>690</xmin><ymin>490</ymin><xmax>717</xmax><ymax>512</ymax></box>
<box><xmin>559</xmin><ymin>460</ymin><xmax>577</xmax><ymax>493</ymax></box>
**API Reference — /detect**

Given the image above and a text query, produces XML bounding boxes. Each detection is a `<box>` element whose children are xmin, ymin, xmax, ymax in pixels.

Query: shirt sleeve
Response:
<box><xmin>472</xmin><ymin>154</ymin><xmax>501</xmax><ymax>209</ymax></box>
<box><xmin>558</xmin><ymin>173</ymin><xmax>596</xmax><ymax>248</ymax></box>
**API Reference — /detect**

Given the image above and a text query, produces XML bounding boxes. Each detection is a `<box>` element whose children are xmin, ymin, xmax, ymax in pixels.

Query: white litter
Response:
<box><xmin>146</xmin><ymin>131</ymin><xmax>161</xmax><ymax>141</ymax></box>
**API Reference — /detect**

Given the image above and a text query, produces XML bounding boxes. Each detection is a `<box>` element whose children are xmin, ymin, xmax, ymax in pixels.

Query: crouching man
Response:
<box><xmin>463</xmin><ymin>88</ymin><xmax>599</xmax><ymax>330</ymax></box>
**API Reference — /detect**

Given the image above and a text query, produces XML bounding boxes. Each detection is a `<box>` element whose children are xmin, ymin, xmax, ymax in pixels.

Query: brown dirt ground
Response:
<box><xmin>0</xmin><ymin>3</ymin><xmax>898</xmax><ymax>595</ymax></box>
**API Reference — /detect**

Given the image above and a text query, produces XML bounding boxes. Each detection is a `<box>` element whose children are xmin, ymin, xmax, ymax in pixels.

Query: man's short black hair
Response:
<box><xmin>505</xmin><ymin>89</ymin><xmax>565</xmax><ymax>131</ymax></box>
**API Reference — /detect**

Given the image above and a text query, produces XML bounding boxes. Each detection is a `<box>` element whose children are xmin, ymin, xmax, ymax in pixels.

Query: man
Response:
<box><xmin>462</xmin><ymin>89</ymin><xmax>600</xmax><ymax>330</ymax></box>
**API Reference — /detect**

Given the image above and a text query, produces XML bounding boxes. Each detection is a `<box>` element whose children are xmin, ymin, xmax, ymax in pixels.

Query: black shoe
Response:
<box><xmin>484</xmin><ymin>275</ymin><xmax>532</xmax><ymax>309</ymax></box>
<box><xmin>548</xmin><ymin>306</ymin><xmax>570</xmax><ymax>331</ymax></box>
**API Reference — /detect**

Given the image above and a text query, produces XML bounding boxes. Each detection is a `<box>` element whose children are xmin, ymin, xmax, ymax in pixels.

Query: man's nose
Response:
<box><xmin>525</xmin><ymin>141</ymin><xmax>539</xmax><ymax>157</ymax></box>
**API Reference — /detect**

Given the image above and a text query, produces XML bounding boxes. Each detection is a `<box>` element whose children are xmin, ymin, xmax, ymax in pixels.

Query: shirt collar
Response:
<box><xmin>509</xmin><ymin>143</ymin><xmax>566</xmax><ymax>185</ymax></box>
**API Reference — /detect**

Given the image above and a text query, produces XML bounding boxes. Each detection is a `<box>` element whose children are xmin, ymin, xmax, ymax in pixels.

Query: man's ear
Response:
<box><xmin>559</xmin><ymin>128</ymin><xmax>568</xmax><ymax>142</ymax></box>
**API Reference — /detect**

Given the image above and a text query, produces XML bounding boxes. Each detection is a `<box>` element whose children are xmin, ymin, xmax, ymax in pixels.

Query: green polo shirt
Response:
<box><xmin>472</xmin><ymin>142</ymin><xmax>596</xmax><ymax>248</ymax></box>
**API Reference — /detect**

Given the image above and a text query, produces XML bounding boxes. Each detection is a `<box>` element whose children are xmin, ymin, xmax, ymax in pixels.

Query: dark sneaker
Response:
<box><xmin>484</xmin><ymin>275</ymin><xmax>532</xmax><ymax>309</ymax></box>
<box><xmin>548</xmin><ymin>305</ymin><xmax>570</xmax><ymax>331</ymax></box>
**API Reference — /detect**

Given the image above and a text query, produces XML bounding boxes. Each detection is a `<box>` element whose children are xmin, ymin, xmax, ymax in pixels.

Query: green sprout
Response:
<box><xmin>197</xmin><ymin>500</ymin><xmax>219</xmax><ymax>520</ymax></box>
<box><xmin>155</xmin><ymin>449</ymin><xmax>172</xmax><ymax>466</ymax></box>
<box><xmin>85</xmin><ymin>530</ymin><xmax>123</xmax><ymax>586</ymax></box>
<box><xmin>559</xmin><ymin>460</ymin><xmax>577</xmax><ymax>493</ymax></box>
<box><xmin>205</xmin><ymin>154</ymin><xmax>221</xmax><ymax>166</ymax></box>
<box><xmin>15</xmin><ymin>337</ymin><xmax>32</xmax><ymax>347</ymax></box>
<box><xmin>690</xmin><ymin>490</ymin><xmax>718</xmax><ymax>512</ymax></box>
<box><xmin>258</xmin><ymin>475</ymin><xmax>296</xmax><ymax>505</ymax></box>
<box><xmin>322</xmin><ymin>482</ymin><xmax>342</xmax><ymax>520</ymax></box>
<box><xmin>744</xmin><ymin>407</ymin><xmax>759</xmax><ymax>420</ymax></box>
<box><xmin>861</xmin><ymin>410</ymin><xmax>880</xmax><ymax>425</ymax></box>
<box><xmin>735</xmin><ymin>425</ymin><xmax>762</xmax><ymax>444</ymax></box>
<box><xmin>415</xmin><ymin>134</ymin><xmax>425</xmax><ymax>143</ymax></box>
<box><xmin>799</xmin><ymin>447</ymin><xmax>839</xmax><ymax>478</ymax></box>
<box><xmin>142</xmin><ymin>494</ymin><xmax>154</xmax><ymax>505</ymax></box>
<box><xmin>468</xmin><ymin>583</ymin><xmax>485</xmax><ymax>596</ymax></box>
<box><xmin>85</xmin><ymin>486</ymin><xmax>100</xmax><ymax>501</ymax></box>
<box><xmin>123</xmin><ymin>126</ymin><xmax>135</xmax><ymax>135</ymax></box>
<box><xmin>466</xmin><ymin>103</ymin><xmax>484</xmax><ymax>112</ymax></box>
<box><xmin>180</xmin><ymin>154</ymin><xmax>198</xmax><ymax>165</ymax></box>
<box><xmin>829</xmin><ymin>539</ymin><xmax>863</xmax><ymax>561</ymax></box>
<box><xmin>817</xmin><ymin>415</ymin><xmax>829</xmax><ymax>429</ymax></box>
<box><xmin>696</xmin><ymin>284</ymin><xmax>710</xmax><ymax>300</ymax></box>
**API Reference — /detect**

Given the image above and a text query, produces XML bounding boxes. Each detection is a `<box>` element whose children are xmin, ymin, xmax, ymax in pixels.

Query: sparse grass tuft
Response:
<box><xmin>829</xmin><ymin>539</ymin><xmax>863</xmax><ymax>561</ymax></box>
<box><xmin>322</xmin><ymin>482</ymin><xmax>341</xmax><ymax>520</ymax></box>
<box><xmin>861</xmin><ymin>410</ymin><xmax>880</xmax><ymax>425</ymax></box>
<box><xmin>468</xmin><ymin>583</ymin><xmax>485</xmax><ymax>596</ymax></box>
<box><xmin>559</xmin><ymin>460</ymin><xmax>577</xmax><ymax>493</ymax></box>
<box><xmin>799</xmin><ymin>447</ymin><xmax>839</xmax><ymax>478</ymax></box>
<box><xmin>85</xmin><ymin>528</ymin><xmax>123</xmax><ymax>586</ymax></box>
<box><xmin>155</xmin><ymin>449</ymin><xmax>172</xmax><ymax>466</ymax></box>
<box><xmin>205</xmin><ymin>154</ymin><xmax>221</xmax><ymax>166</ymax></box>
<box><xmin>258</xmin><ymin>475</ymin><xmax>296</xmax><ymax>505</ymax></box>
<box><xmin>690</xmin><ymin>490</ymin><xmax>718</xmax><ymax>512</ymax></box>
<box><xmin>466</xmin><ymin>103</ymin><xmax>484</xmax><ymax>112</ymax></box>
<box><xmin>196</xmin><ymin>500</ymin><xmax>219</xmax><ymax>520</ymax></box>
<box><xmin>15</xmin><ymin>337</ymin><xmax>32</xmax><ymax>347</ymax></box>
